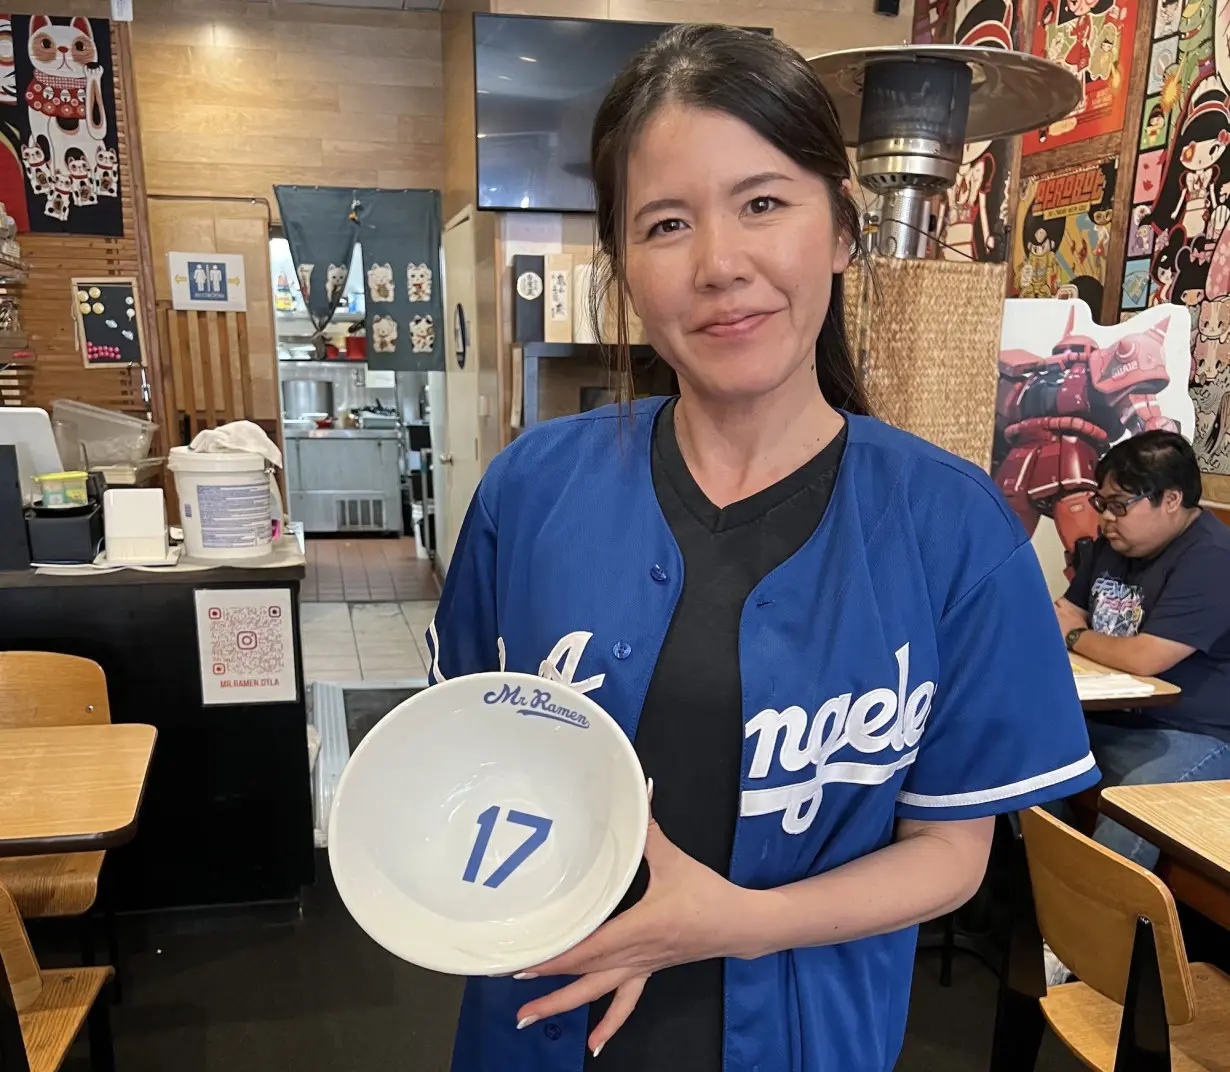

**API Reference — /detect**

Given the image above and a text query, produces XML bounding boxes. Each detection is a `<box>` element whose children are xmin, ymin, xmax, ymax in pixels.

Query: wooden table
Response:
<box><xmin>1100</xmin><ymin>781</ymin><xmax>1230</xmax><ymax>930</ymax></box>
<box><xmin>1070</xmin><ymin>654</ymin><xmax>1182</xmax><ymax>712</ymax></box>
<box><xmin>0</xmin><ymin>723</ymin><xmax>157</xmax><ymax>856</ymax></box>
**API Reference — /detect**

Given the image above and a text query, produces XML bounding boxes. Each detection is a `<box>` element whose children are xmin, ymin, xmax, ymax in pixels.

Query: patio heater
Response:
<box><xmin>808</xmin><ymin>45</ymin><xmax>1082</xmax><ymax>258</ymax></box>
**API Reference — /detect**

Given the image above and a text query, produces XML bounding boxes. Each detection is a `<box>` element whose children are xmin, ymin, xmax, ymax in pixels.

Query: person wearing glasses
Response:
<box><xmin>1054</xmin><ymin>430</ymin><xmax>1230</xmax><ymax>868</ymax></box>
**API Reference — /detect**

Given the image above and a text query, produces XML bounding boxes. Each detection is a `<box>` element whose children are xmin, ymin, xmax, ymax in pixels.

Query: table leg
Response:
<box><xmin>0</xmin><ymin>954</ymin><xmax>30</xmax><ymax>1072</ymax></box>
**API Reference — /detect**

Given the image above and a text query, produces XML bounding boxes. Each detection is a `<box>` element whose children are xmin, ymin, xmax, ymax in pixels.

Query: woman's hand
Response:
<box><xmin>513</xmin><ymin>811</ymin><xmax>755</xmax><ymax>1057</ymax></box>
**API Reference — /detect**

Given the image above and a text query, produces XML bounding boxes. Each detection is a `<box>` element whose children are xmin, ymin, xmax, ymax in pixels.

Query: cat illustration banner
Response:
<box><xmin>993</xmin><ymin>299</ymin><xmax>1195</xmax><ymax>593</ymax></box>
<box><xmin>168</xmin><ymin>252</ymin><xmax>247</xmax><ymax>312</ymax></box>
<box><xmin>0</xmin><ymin>14</ymin><xmax>122</xmax><ymax>236</ymax></box>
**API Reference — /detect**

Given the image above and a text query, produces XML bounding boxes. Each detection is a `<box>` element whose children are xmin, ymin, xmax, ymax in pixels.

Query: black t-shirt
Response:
<box><xmin>586</xmin><ymin>401</ymin><xmax>847</xmax><ymax>1070</ymax></box>
<box><xmin>1065</xmin><ymin>510</ymin><xmax>1230</xmax><ymax>742</ymax></box>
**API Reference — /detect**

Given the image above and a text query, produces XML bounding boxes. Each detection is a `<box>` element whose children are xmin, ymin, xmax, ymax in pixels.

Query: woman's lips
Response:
<box><xmin>697</xmin><ymin>311</ymin><xmax>775</xmax><ymax>338</ymax></box>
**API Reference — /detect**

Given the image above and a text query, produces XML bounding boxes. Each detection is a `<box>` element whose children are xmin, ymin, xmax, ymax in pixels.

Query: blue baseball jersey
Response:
<box><xmin>426</xmin><ymin>399</ymin><xmax>1098</xmax><ymax>1072</ymax></box>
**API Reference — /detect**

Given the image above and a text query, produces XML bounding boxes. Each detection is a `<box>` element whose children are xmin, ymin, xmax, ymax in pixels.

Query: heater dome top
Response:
<box><xmin>808</xmin><ymin>45</ymin><xmax>1081</xmax><ymax>147</ymax></box>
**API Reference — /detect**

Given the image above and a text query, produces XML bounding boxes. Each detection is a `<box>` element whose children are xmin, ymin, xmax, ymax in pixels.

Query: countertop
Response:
<box><xmin>283</xmin><ymin>427</ymin><xmax>402</xmax><ymax>440</ymax></box>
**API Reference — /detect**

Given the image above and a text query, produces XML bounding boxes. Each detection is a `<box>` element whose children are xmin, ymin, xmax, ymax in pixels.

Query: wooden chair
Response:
<box><xmin>1020</xmin><ymin>806</ymin><xmax>1230</xmax><ymax>1070</ymax></box>
<box><xmin>0</xmin><ymin>654</ymin><xmax>115</xmax><ymax>976</ymax></box>
<box><xmin>0</xmin><ymin>878</ymin><xmax>114</xmax><ymax>1072</ymax></box>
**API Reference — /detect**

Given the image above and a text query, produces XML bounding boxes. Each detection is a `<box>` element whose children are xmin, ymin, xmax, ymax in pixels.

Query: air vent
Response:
<box><xmin>335</xmin><ymin>497</ymin><xmax>386</xmax><ymax>531</ymax></box>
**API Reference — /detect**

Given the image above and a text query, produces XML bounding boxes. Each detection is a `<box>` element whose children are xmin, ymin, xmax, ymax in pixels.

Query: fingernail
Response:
<box><xmin>592</xmin><ymin>1043</ymin><xmax>604</xmax><ymax>1058</ymax></box>
<box><xmin>646</xmin><ymin>778</ymin><xmax>654</xmax><ymax>803</ymax></box>
<box><xmin>517</xmin><ymin>1015</ymin><xmax>539</xmax><ymax>1030</ymax></box>
<box><xmin>514</xmin><ymin>972</ymin><xmax>538</xmax><ymax>980</ymax></box>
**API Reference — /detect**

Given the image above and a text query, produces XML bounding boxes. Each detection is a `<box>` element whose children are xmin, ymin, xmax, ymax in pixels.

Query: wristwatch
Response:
<box><xmin>1065</xmin><ymin>627</ymin><xmax>1088</xmax><ymax>651</ymax></box>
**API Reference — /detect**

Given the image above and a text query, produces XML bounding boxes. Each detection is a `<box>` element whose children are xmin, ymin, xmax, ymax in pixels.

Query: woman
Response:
<box><xmin>428</xmin><ymin>25</ymin><xmax>1098</xmax><ymax>1072</ymax></box>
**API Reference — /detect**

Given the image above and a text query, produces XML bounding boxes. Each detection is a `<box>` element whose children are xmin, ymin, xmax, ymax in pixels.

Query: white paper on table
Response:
<box><xmin>1074</xmin><ymin>673</ymin><xmax>1157</xmax><ymax>701</ymax></box>
<box><xmin>194</xmin><ymin>587</ymin><xmax>297</xmax><ymax>706</ymax></box>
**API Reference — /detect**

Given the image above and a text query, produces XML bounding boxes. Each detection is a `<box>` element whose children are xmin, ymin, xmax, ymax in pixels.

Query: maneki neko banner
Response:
<box><xmin>994</xmin><ymin>299</ymin><xmax>1195</xmax><ymax>593</ymax></box>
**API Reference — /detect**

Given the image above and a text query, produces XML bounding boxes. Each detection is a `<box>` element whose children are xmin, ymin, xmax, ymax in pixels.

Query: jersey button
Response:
<box><xmin>649</xmin><ymin>564</ymin><xmax>668</xmax><ymax>583</ymax></box>
<box><xmin>544</xmin><ymin>1022</ymin><xmax>562</xmax><ymax>1041</ymax></box>
<box><xmin>612</xmin><ymin>641</ymin><xmax>632</xmax><ymax>660</ymax></box>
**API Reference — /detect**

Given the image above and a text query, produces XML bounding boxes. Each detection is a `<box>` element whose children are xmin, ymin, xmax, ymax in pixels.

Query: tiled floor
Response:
<box><xmin>302</xmin><ymin>537</ymin><xmax>440</xmax><ymax>603</ymax></box>
<box><xmin>301</xmin><ymin>600</ymin><xmax>437</xmax><ymax>683</ymax></box>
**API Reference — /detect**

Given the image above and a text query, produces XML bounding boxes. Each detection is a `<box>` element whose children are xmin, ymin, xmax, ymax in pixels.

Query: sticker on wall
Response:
<box><xmin>516</xmin><ymin>267</ymin><xmax>543</xmax><ymax>301</ymax></box>
<box><xmin>1011</xmin><ymin>158</ymin><xmax>1117</xmax><ymax>310</ymax></box>
<box><xmin>408</xmin><ymin>262</ymin><xmax>432</xmax><ymax>303</ymax></box>
<box><xmin>1154</xmin><ymin>0</ymin><xmax>1180</xmax><ymax>35</ymax></box>
<box><xmin>371</xmin><ymin>314</ymin><xmax>398</xmax><ymax>354</ymax></box>
<box><xmin>410</xmin><ymin>314</ymin><xmax>434</xmax><ymax>354</ymax></box>
<box><xmin>1022</xmin><ymin>0</ymin><xmax>1139</xmax><ymax>154</ymax></box>
<box><xmin>325</xmin><ymin>263</ymin><xmax>347</xmax><ymax>307</ymax></box>
<box><xmin>297</xmin><ymin>263</ymin><xmax>314</xmax><ymax>303</ymax></box>
<box><xmin>194</xmin><ymin>588</ymin><xmax>297</xmax><ymax>707</ymax></box>
<box><xmin>168</xmin><ymin>251</ymin><xmax>248</xmax><ymax>312</ymax></box>
<box><xmin>367</xmin><ymin>262</ymin><xmax>395</xmax><ymax>302</ymax></box>
<box><xmin>994</xmin><ymin>300</ymin><xmax>1195</xmax><ymax>591</ymax></box>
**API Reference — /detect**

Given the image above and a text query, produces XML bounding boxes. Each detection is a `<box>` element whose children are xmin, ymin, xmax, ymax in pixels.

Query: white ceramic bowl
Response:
<box><xmin>327</xmin><ymin>671</ymin><xmax>648</xmax><ymax>976</ymax></box>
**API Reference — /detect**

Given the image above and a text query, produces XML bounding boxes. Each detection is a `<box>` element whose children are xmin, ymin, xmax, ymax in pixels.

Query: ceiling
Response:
<box><xmin>278</xmin><ymin>0</ymin><xmax>445</xmax><ymax>10</ymax></box>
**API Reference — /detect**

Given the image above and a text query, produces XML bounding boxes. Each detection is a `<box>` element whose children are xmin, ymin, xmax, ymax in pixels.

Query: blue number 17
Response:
<box><xmin>462</xmin><ymin>806</ymin><xmax>553</xmax><ymax>888</ymax></box>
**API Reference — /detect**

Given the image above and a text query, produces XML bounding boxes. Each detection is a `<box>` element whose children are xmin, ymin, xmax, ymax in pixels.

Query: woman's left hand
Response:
<box><xmin>513</xmin><ymin>813</ymin><xmax>756</xmax><ymax>1056</ymax></box>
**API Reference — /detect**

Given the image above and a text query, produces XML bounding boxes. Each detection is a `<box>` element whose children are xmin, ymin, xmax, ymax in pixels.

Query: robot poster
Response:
<box><xmin>927</xmin><ymin>0</ymin><xmax>1019</xmax><ymax>263</ymax></box>
<box><xmin>994</xmin><ymin>300</ymin><xmax>1195</xmax><ymax>592</ymax></box>
<box><xmin>1011</xmin><ymin>158</ymin><xmax>1117</xmax><ymax>310</ymax></box>
<box><xmin>1118</xmin><ymin>0</ymin><xmax>1230</xmax><ymax>475</ymax></box>
<box><xmin>1022</xmin><ymin>0</ymin><xmax>1137</xmax><ymax>154</ymax></box>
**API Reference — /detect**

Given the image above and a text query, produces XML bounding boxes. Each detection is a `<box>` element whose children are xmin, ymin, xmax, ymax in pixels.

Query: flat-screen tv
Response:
<box><xmin>474</xmin><ymin>14</ymin><xmax>770</xmax><ymax>213</ymax></box>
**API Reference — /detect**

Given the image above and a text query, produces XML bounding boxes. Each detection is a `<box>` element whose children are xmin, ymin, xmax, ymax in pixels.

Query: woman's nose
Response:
<box><xmin>693</xmin><ymin>217</ymin><xmax>747</xmax><ymax>290</ymax></box>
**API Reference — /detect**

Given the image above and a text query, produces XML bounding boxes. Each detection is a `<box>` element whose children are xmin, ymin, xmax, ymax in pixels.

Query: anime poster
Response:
<box><xmin>1118</xmin><ymin>0</ymin><xmax>1230</xmax><ymax>474</ymax></box>
<box><xmin>995</xmin><ymin>300</ymin><xmax>1196</xmax><ymax>593</ymax></box>
<box><xmin>1022</xmin><ymin>0</ymin><xmax>1138</xmax><ymax>154</ymax></box>
<box><xmin>930</xmin><ymin>0</ymin><xmax>1019</xmax><ymax>262</ymax></box>
<box><xmin>1011</xmin><ymin>158</ymin><xmax>1117</xmax><ymax>310</ymax></box>
<box><xmin>912</xmin><ymin>0</ymin><xmax>954</xmax><ymax>43</ymax></box>
<box><xmin>0</xmin><ymin>15</ymin><xmax>122</xmax><ymax>236</ymax></box>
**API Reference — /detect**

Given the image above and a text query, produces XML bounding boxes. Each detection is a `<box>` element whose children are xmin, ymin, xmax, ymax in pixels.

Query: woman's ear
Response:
<box><xmin>834</xmin><ymin>232</ymin><xmax>855</xmax><ymax>275</ymax></box>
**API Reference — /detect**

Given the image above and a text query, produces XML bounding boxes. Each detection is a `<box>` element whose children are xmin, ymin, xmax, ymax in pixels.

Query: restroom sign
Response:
<box><xmin>169</xmin><ymin>251</ymin><xmax>248</xmax><ymax>312</ymax></box>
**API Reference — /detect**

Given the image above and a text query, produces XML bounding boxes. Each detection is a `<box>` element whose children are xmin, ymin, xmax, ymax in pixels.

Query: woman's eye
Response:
<box><xmin>647</xmin><ymin>218</ymin><xmax>686</xmax><ymax>238</ymax></box>
<box><xmin>746</xmin><ymin>196</ymin><xmax>780</xmax><ymax>216</ymax></box>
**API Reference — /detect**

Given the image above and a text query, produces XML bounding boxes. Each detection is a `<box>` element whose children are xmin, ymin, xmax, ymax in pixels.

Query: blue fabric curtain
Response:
<box><xmin>274</xmin><ymin>185</ymin><xmax>444</xmax><ymax>372</ymax></box>
<box><xmin>273</xmin><ymin>186</ymin><xmax>359</xmax><ymax>359</ymax></box>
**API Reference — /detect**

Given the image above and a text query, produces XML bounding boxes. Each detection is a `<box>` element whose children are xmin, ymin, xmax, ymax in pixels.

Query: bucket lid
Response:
<box><xmin>167</xmin><ymin>446</ymin><xmax>267</xmax><ymax>472</ymax></box>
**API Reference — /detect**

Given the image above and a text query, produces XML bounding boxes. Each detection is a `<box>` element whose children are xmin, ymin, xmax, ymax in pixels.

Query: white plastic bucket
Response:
<box><xmin>168</xmin><ymin>447</ymin><xmax>273</xmax><ymax>560</ymax></box>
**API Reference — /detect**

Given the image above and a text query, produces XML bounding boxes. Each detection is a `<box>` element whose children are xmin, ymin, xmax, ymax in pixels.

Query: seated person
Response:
<box><xmin>1055</xmin><ymin>430</ymin><xmax>1230</xmax><ymax>869</ymax></box>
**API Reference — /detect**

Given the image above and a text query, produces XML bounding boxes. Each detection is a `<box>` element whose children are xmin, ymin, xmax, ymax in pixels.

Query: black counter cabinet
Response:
<box><xmin>0</xmin><ymin>566</ymin><xmax>315</xmax><ymax>913</ymax></box>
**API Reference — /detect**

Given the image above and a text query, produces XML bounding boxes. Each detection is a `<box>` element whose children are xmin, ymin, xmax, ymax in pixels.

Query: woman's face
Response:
<box><xmin>622</xmin><ymin>104</ymin><xmax>850</xmax><ymax>403</ymax></box>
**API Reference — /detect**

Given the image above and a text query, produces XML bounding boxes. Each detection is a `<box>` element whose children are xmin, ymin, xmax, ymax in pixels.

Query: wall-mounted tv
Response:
<box><xmin>474</xmin><ymin>14</ymin><xmax>771</xmax><ymax>214</ymax></box>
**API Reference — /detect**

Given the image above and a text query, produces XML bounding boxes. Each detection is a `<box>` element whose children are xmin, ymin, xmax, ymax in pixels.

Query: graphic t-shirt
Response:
<box><xmin>1066</xmin><ymin>510</ymin><xmax>1230</xmax><ymax>741</ymax></box>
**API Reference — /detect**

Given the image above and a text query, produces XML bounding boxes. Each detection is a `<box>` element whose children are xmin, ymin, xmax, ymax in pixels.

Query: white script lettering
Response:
<box><xmin>741</xmin><ymin>643</ymin><xmax>936</xmax><ymax>834</ymax></box>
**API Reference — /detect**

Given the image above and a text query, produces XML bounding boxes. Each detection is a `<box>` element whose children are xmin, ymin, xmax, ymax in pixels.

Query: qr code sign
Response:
<box><xmin>208</xmin><ymin>605</ymin><xmax>286</xmax><ymax>678</ymax></box>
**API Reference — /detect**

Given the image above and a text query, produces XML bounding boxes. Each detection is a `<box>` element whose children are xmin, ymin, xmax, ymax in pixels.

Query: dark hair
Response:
<box><xmin>589</xmin><ymin>24</ymin><xmax>872</xmax><ymax>417</ymax></box>
<box><xmin>1095</xmin><ymin>430</ymin><xmax>1203</xmax><ymax>508</ymax></box>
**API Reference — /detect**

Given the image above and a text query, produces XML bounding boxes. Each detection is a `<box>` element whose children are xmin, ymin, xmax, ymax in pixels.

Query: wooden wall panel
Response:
<box><xmin>130</xmin><ymin>0</ymin><xmax>446</xmax><ymax>213</ymax></box>
<box><xmin>147</xmin><ymin>198</ymin><xmax>278</xmax><ymax>421</ymax></box>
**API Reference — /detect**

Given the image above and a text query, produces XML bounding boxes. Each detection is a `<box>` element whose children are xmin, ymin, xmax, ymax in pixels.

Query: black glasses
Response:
<box><xmin>1090</xmin><ymin>492</ymin><xmax>1150</xmax><ymax>517</ymax></box>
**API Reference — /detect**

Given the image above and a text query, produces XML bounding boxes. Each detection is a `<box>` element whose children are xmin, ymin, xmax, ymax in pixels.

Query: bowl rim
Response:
<box><xmin>327</xmin><ymin>670</ymin><xmax>649</xmax><ymax>976</ymax></box>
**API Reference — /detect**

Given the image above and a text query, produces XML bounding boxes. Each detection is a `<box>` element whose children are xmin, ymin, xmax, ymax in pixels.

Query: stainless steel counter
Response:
<box><xmin>283</xmin><ymin>427</ymin><xmax>402</xmax><ymax>441</ymax></box>
<box><xmin>284</xmin><ymin>426</ymin><xmax>403</xmax><ymax>534</ymax></box>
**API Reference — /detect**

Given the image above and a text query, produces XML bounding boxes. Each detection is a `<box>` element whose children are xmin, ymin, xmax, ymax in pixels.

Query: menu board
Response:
<box><xmin>72</xmin><ymin>276</ymin><xmax>144</xmax><ymax>367</ymax></box>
